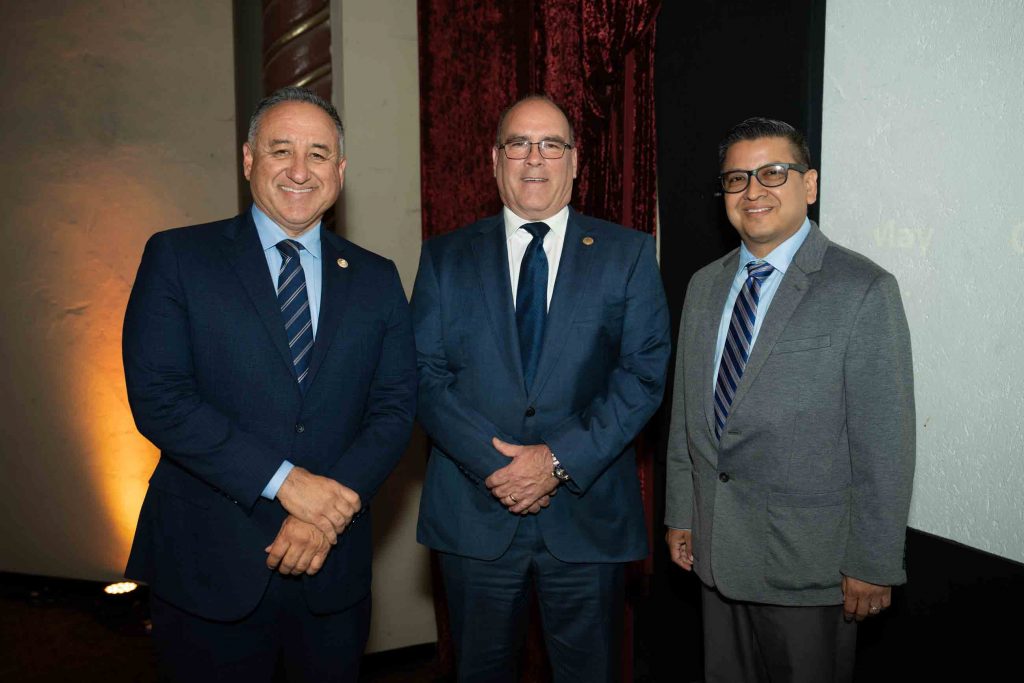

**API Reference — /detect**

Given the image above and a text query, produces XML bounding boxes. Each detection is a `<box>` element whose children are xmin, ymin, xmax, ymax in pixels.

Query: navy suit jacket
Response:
<box><xmin>122</xmin><ymin>212</ymin><xmax>416</xmax><ymax>621</ymax></box>
<box><xmin>412</xmin><ymin>209</ymin><xmax>671</xmax><ymax>562</ymax></box>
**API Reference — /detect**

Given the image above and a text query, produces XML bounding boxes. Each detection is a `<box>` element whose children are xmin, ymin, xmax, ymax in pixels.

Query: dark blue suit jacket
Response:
<box><xmin>412</xmin><ymin>210</ymin><xmax>671</xmax><ymax>562</ymax></box>
<box><xmin>122</xmin><ymin>212</ymin><xmax>416</xmax><ymax>621</ymax></box>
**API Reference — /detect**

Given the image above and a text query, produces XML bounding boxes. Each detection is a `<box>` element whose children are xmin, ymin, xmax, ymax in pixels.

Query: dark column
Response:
<box><xmin>262</xmin><ymin>0</ymin><xmax>332</xmax><ymax>98</ymax></box>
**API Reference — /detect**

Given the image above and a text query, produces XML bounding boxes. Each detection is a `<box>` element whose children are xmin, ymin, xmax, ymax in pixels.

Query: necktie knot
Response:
<box><xmin>522</xmin><ymin>222</ymin><xmax>550</xmax><ymax>241</ymax></box>
<box><xmin>276</xmin><ymin>239</ymin><xmax>304</xmax><ymax>260</ymax></box>
<box><xmin>746</xmin><ymin>260</ymin><xmax>774</xmax><ymax>281</ymax></box>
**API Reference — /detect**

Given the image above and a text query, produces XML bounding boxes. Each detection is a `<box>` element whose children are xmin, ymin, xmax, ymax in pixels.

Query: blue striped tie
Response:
<box><xmin>276</xmin><ymin>240</ymin><xmax>314</xmax><ymax>392</ymax></box>
<box><xmin>516</xmin><ymin>222</ymin><xmax>550</xmax><ymax>391</ymax></box>
<box><xmin>714</xmin><ymin>261</ymin><xmax>775</xmax><ymax>440</ymax></box>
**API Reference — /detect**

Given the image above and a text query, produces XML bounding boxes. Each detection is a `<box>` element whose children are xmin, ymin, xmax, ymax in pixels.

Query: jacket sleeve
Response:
<box><xmin>664</xmin><ymin>277</ymin><xmax>698</xmax><ymax>530</ymax></box>
<box><xmin>122</xmin><ymin>232</ymin><xmax>283</xmax><ymax>511</ymax></box>
<box><xmin>541</xmin><ymin>235</ymin><xmax>672</xmax><ymax>494</ymax></box>
<box><xmin>326</xmin><ymin>261</ymin><xmax>417</xmax><ymax>503</ymax></box>
<box><xmin>841</xmin><ymin>272</ymin><xmax>916</xmax><ymax>585</ymax></box>
<box><xmin>411</xmin><ymin>242</ymin><xmax>515</xmax><ymax>483</ymax></box>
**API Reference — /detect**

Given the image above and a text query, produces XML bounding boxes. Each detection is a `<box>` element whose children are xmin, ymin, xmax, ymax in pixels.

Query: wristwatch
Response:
<box><xmin>551</xmin><ymin>452</ymin><xmax>571</xmax><ymax>482</ymax></box>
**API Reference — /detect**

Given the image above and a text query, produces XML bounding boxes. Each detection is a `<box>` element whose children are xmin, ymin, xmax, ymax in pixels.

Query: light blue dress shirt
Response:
<box><xmin>712</xmin><ymin>218</ymin><xmax>811</xmax><ymax>377</ymax></box>
<box><xmin>252</xmin><ymin>205</ymin><xmax>324</xmax><ymax>500</ymax></box>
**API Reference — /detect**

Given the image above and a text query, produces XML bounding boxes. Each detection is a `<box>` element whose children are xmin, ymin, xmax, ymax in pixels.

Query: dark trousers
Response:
<box><xmin>701</xmin><ymin>584</ymin><xmax>856</xmax><ymax>683</ymax></box>
<box><xmin>149</xmin><ymin>573</ymin><xmax>370</xmax><ymax>683</ymax></box>
<box><xmin>439</xmin><ymin>516</ymin><xmax>626</xmax><ymax>683</ymax></box>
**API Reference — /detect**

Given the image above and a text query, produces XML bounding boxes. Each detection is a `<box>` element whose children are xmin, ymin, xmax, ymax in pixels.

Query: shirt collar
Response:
<box><xmin>251</xmin><ymin>204</ymin><xmax>322</xmax><ymax>260</ymax></box>
<box><xmin>503</xmin><ymin>205</ymin><xmax>569</xmax><ymax>242</ymax></box>
<box><xmin>738</xmin><ymin>217</ymin><xmax>811</xmax><ymax>275</ymax></box>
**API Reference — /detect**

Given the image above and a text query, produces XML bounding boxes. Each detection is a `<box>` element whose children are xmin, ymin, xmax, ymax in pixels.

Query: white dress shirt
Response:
<box><xmin>503</xmin><ymin>205</ymin><xmax>569</xmax><ymax>310</ymax></box>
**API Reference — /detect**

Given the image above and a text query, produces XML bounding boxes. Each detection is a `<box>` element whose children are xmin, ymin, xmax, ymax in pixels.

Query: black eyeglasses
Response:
<box><xmin>717</xmin><ymin>163</ymin><xmax>809</xmax><ymax>194</ymax></box>
<box><xmin>498</xmin><ymin>139</ymin><xmax>573</xmax><ymax>160</ymax></box>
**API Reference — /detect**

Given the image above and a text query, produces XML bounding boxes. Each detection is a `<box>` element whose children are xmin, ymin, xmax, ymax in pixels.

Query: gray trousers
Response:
<box><xmin>702</xmin><ymin>584</ymin><xmax>857</xmax><ymax>683</ymax></box>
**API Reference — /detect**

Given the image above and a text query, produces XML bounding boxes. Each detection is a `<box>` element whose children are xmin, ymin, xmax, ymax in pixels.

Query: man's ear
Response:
<box><xmin>804</xmin><ymin>168</ymin><xmax>819</xmax><ymax>205</ymax></box>
<box><xmin>336</xmin><ymin>157</ymin><xmax>348</xmax><ymax>191</ymax></box>
<box><xmin>242</xmin><ymin>142</ymin><xmax>254</xmax><ymax>181</ymax></box>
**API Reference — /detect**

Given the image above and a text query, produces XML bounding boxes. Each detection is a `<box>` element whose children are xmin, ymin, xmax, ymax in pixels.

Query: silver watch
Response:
<box><xmin>551</xmin><ymin>452</ymin><xmax>570</xmax><ymax>482</ymax></box>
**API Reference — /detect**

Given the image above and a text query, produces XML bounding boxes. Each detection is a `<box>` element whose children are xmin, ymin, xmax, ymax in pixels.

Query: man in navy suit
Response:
<box><xmin>122</xmin><ymin>87</ymin><xmax>416</xmax><ymax>682</ymax></box>
<box><xmin>412</xmin><ymin>95</ymin><xmax>671</xmax><ymax>682</ymax></box>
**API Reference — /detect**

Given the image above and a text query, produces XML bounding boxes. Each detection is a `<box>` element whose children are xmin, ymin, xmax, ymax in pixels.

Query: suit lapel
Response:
<box><xmin>306</xmin><ymin>231</ymin><xmax>352</xmax><ymax>389</ymax></box>
<box><xmin>471</xmin><ymin>216</ymin><xmax>525</xmax><ymax>397</ymax></box>
<box><xmin>528</xmin><ymin>210</ymin><xmax>597</xmax><ymax>401</ymax></box>
<box><xmin>222</xmin><ymin>213</ymin><xmax>297</xmax><ymax>381</ymax></box>
<box><xmin>702</xmin><ymin>251</ymin><xmax>740</xmax><ymax>436</ymax></box>
<box><xmin>726</xmin><ymin>222</ymin><xmax>828</xmax><ymax>416</ymax></box>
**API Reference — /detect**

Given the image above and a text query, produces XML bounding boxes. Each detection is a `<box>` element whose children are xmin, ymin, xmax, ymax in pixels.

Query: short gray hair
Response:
<box><xmin>247</xmin><ymin>86</ymin><xmax>345</xmax><ymax>156</ymax></box>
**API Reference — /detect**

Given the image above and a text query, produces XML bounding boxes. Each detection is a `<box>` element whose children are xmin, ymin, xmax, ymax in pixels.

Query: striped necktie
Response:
<box><xmin>516</xmin><ymin>222</ymin><xmax>550</xmax><ymax>392</ymax></box>
<box><xmin>276</xmin><ymin>240</ymin><xmax>314</xmax><ymax>392</ymax></box>
<box><xmin>714</xmin><ymin>260</ymin><xmax>775</xmax><ymax>440</ymax></box>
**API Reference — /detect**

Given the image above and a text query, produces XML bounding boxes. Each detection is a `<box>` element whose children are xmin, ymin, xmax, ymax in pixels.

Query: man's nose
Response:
<box><xmin>743</xmin><ymin>173</ymin><xmax>766</xmax><ymax>199</ymax></box>
<box><xmin>525</xmin><ymin>142</ymin><xmax>545</xmax><ymax>163</ymax></box>
<box><xmin>288</xmin><ymin>155</ymin><xmax>310</xmax><ymax>181</ymax></box>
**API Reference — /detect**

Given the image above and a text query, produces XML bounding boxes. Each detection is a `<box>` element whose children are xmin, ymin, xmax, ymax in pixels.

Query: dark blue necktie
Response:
<box><xmin>714</xmin><ymin>260</ymin><xmax>775</xmax><ymax>440</ymax></box>
<box><xmin>276</xmin><ymin>240</ymin><xmax>314</xmax><ymax>392</ymax></box>
<box><xmin>516</xmin><ymin>222</ymin><xmax>550</xmax><ymax>391</ymax></box>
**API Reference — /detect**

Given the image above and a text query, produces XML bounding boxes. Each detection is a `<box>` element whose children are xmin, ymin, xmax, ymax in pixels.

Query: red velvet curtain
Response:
<box><xmin>417</xmin><ymin>2</ymin><xmax>662</xmax><ymax>680</ymax></box>
<box><xmin>418</xmin><ymin>0</ymin><xmax>661</xmax><ymax>238</ymax></box>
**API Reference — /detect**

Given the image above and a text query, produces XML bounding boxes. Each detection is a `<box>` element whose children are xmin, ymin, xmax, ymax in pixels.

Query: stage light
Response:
<box><xmin>103</xmin><ymin>581</ymin><xmax>138</xmax><ymax>596</ymax></box>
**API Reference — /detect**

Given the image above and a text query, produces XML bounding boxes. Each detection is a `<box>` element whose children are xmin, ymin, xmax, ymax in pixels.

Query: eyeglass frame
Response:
<box><xmin>715</xmin><ymin>162</ymin><xmax>810</xmax><ymax>195</ymax></box>
<box><xmin>497</xmin><ymin>139</ymin><xmax>574</xmax><ymax>160</ymax></box>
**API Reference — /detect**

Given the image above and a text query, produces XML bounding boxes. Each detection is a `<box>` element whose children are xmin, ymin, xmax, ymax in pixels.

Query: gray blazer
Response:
<box><xmin>665</xmin><ymin>222</ymin><xmax>915</xmax><ymax>606</ymax></box>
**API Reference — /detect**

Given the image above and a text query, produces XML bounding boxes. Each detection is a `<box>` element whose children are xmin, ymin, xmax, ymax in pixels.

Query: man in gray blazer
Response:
<box><xmin>665</xmin><ymin>117</ymin><xmax>915</xmax><ymax>682</ymax></box>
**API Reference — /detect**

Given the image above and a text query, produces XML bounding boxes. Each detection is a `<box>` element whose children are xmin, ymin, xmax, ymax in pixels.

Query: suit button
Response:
<box><xmin>719</xmin><ymin>473</ymin><xmax>730</xmax><ymax>483</ymax></box>
<box><xmin>525</xmin><ymin>407</ymin><xmax>536</xmax><ymax>417</ymax></box>
<box><xmin>295</xmin><ymin>423</ymin><xmax>305</xmax><ymax>433</ymax></box>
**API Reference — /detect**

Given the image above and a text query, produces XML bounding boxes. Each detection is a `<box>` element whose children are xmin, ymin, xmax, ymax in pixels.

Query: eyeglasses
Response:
<box><xmin>498</xmin><ymin>139</ymin><xmax>573</xmax><ymax>160</ymax></box>
<box><xmin>717</xmin><ymin>163</ymin><xmax>809</xmax><ymax>194</ymax></box>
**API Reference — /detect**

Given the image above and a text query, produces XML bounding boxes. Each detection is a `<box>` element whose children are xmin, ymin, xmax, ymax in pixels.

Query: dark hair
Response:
<box><xmin>495</xmin><ymin>94</ymin><xmax>575</xmax><ymax>146</ymax></box>
<box><xmin>247</xmin><ymin>86</ymin><xmax>345</xmax><ymax>155</ymax></box>
<box><xmin>718</xmin><ymin>117</ymin><xmax>810</xmax><ymax>168</ymax></box>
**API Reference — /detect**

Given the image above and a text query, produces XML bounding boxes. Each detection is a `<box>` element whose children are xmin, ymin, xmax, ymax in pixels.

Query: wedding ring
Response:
<box><xmin>509</xmin><ymin>494</ymin><xmax>519</xmax><ymax>504</ymax></box>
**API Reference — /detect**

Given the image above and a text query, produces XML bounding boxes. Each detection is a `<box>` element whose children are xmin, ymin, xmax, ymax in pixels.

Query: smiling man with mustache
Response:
<box><xmin>412</xmin><ymin>95</ymin><xmax>671</xmax><ymax>682</ymax></box>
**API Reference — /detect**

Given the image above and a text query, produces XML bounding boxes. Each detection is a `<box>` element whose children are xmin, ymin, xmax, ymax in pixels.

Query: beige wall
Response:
<box><xmin>332</xmin><ymin>0</ymin><xmax>436</xmax><ymax>653</ymax></box>
<box><xmin>0</xmin><ymin>2</ymin><xmax>237</xmax><ymax>579</ymax></box>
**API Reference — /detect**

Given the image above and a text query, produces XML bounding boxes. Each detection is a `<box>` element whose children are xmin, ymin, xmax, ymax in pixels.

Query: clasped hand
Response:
<box><xmin>275</xmin><ymin>466</ymin><xmax>361</xmax><ymax>544</ymax></box>
<box><xmin>484</xmin><ymin>437</ymin><xmax>558</xmax><ymax>515</ymax></box>
<box><xmin>265</xmin><ymin>515</ymin><xmax>331</xmax><ymax>575</ymax></box>
<box><xmin>265</xmin><ymin>467</ymin><xmax>362</xmax><ymax>576</ymax></box>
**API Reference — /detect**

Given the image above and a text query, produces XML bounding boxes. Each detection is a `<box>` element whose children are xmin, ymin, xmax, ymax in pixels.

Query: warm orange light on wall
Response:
<box><xmin>56</xmin><ymin>166</ymin><xmax>171</xmax><ymax>574</ymax></box>
<box><xmin>2</xmin><ymin>159</ymin><xmax>186</xmax><ymax>581</ymax></box>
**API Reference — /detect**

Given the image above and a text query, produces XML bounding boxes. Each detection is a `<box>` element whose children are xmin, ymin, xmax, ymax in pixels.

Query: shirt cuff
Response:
<box><xmin>261</xmin><ymin>460</ymin><xmax>295</xmax><ymax>500</ymax></box>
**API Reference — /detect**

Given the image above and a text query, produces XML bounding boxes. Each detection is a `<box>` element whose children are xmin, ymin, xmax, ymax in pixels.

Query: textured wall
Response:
<box><xmin>822</xmin><ymin>1</ymin><xmax>1023</xmax><ymax>562</ymax></box>
<box><xmin>0</xmin><ymin>2</ymin><xmax>237</xmax><ymax>579</ymax></box>
<box><xmin>332</xmin><ymin>0</ymin><xmax>436</xmax><ymax>652</ymax></box>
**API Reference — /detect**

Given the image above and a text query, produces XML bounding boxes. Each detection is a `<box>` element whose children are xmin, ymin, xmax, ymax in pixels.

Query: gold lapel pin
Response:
<box><xmin>582</xmin><ymin>236</ymin><xmax>594</xmax><ymax>246</ymax></box>
<box><xmin>337</xmin><ymin>258</ymin><xmax>349</xmax><ymax>269</ymax></box>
